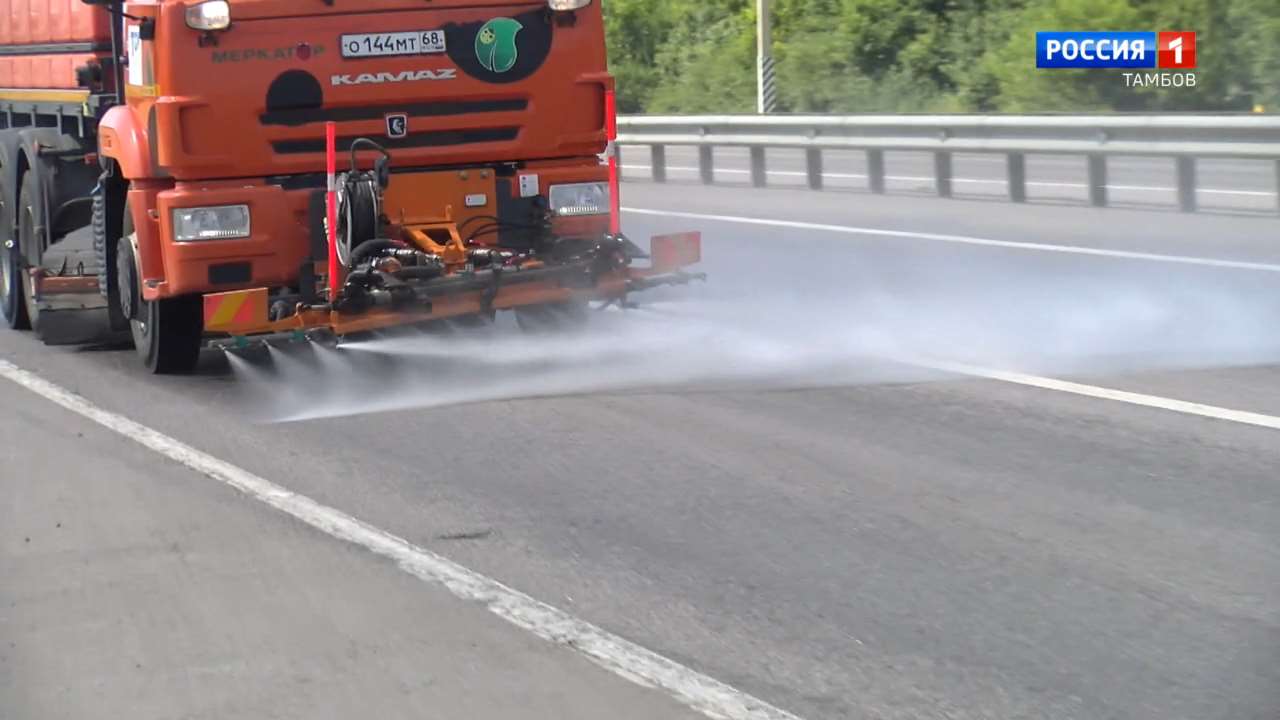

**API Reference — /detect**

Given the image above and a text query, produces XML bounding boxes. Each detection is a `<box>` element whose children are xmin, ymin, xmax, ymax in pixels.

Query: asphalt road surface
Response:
<box><xmin>3</xmin><ymin>178</ymin><xmax>1279</xmax><ymax>720</ymax></box>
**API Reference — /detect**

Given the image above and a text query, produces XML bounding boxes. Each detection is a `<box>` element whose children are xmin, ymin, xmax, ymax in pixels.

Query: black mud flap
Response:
<box><xmin>34</xmin><ymin>307</ymin><xmax>121</xmax><ymax>346</ymax></box>
<box><xmin>30</xmin><ymin>225</ymin><xmax>121</xmax><ymax>346</ymax></box>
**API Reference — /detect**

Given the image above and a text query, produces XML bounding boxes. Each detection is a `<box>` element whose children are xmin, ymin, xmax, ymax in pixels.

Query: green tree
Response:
<box><xmin>1146</xmin><ymin>0</ymin><xmax>1251</xmax><ymax>110</ymax></box>
<box><xmin>984</xmin><ymin>0</ymin><xmax>1146</xmax><ymax>111</ymax></box>
<box><xmin>773</xmin><ymin>0</ymin><xmax>871</xmax><ymax>112</ymax></box>
<box><xmin>603</xmin><ymin>0</ymin><xmax>1280</xmax><ymax>114</ymax></box>
<box><xmin>603</xmin><ymin>0</ymin><xmax>679</xmax><ymax>113</ymax></box>
<box><xmin>1225</xmin><ymin>0</ymin><xmax>1280</xmax><ymax>110</ymax></box>
<box><xmin>646</xmin><ymin>6</ymin><xmax>758</xmax><ymax>113</ymax></box>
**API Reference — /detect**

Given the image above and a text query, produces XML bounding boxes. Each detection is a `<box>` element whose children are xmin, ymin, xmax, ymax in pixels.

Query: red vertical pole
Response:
<box><xmin>605</xmin><ymin>89</ymin><xmax>621</xmax><ymax>235</ymax></box>
<box><xmin>325</xmin><ymin>122</ymin><xmax>341</xmax><ymax>299</ymax></box>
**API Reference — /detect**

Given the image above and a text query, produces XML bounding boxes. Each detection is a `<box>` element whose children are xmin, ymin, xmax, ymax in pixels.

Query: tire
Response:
<box><xmin>118</xmin><ymin>206</ymin><xmax>203</xmax><ymax>374</ymax></box>
<box><xmin>17</xmin><ymin>173</ymin><xmax>41</xmax><ymax>334</ymax></box>
<box><xmin>514</xmin><ymin>299</ymin><xmax>589</xmax><ymax>334</ymax></box>
<box><xmin>0</xmin><ymin>170</ymin><xmax>29</xmax><ymax>330</ymax></box>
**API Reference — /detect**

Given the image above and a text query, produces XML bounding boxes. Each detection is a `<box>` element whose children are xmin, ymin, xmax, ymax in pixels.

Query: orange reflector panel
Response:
<box><xmin>650</xmin><ymin>232</ymin><xmax>702</xmax><ymax>273</ymax></box>
<box><xmin>203</xmin><ymin>287</ymin><xmax>269</xmax><ymax>334</ymax></box>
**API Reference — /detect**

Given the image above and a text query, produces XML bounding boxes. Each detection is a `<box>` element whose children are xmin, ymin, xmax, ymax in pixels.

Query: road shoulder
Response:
<box><xmin>0</xmin><ymin>379</ymin><xmax>700</xmax><ymax>720</ymax></box>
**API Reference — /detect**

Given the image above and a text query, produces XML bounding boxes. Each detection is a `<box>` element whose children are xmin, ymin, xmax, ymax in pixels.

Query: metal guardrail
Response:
<box><xmin>616</xmin><ymin>115</ymin><xmax>1280</xmax><ymax>212</ymax></box>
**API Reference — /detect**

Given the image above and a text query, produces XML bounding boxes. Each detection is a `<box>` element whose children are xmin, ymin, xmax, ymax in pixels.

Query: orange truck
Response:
<box><xmin>0</xmin><ymin>0</ymin><xmax>701</xmax><ymax>372</ymax></box>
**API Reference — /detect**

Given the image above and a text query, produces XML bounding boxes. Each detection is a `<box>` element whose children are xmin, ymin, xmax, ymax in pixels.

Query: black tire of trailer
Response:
<box><xmin>118</xmin><ymin>199</ymin><xmax>203</xmax><ymax>374</ymax></box>
<box><xmin>0</xmin><ymin>134</ymin><xmax>30</xmax><ymax>330</ymax></box>
<box><xmin>17</xmin><ymin>172</ymin><xmax>43</xmax><ymax>336</ymax></box>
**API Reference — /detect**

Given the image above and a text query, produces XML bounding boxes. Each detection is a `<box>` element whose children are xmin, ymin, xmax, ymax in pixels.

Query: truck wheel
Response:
<box><xmin>118</xmin><ymin>216</ymin><xmax>203</xmax><ymax>374</ymax></box>
<box><xmin>17</xmin><ymin>173</ymin><xmax>42</xmax><ymax>334</ymax></box>
<box><xmin>0</xmin><ymin>172</ymin><xmax>29</xmax><ymax>330</ymax></box>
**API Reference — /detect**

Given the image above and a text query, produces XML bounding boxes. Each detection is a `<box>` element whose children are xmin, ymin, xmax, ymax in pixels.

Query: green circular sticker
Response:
<box><xmin>475</xmin><ymin>18</ymin><xmax>523</xmax><ymax>73</ymax></box>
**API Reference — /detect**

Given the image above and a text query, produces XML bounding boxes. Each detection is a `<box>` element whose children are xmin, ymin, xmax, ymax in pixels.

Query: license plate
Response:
<box><xmin>341</xmin><ymin>30</ymin><xmax>447</xmax><ymax>58</ymax></box>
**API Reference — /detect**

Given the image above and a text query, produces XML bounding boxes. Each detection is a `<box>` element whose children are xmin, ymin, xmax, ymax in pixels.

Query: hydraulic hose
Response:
<box><xmin>348</xmin><ymin>238</ymin><xmax>402</xmax><ymax>268</ymax></box>
<box><xmin>395</xmin><ymin>266</ymin><xmax>445</xmax><ymax>281</ymax></box>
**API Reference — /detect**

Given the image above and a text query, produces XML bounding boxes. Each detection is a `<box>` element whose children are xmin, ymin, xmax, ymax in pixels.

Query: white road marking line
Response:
<box><xmin>0</xmin><ymin>359</ymin><xmax>802</xmax><ymax>720</ymax></box>
<box><xmin>622</xmin><ymin>207</ymin><xmax>1280</xmax><ymax>273</ymax></box>
<box><xmin>622</xmin><ymin>165</ymin><xmax>1276</xmax><ymax>198</ymax></box>
<box><xmin>928</xmin><ymin>360</ymin><xmax>1280</xmax><ymax>431</ymax></box>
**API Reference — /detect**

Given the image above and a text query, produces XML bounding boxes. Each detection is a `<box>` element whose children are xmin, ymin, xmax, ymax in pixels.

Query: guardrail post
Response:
<box><xmin>867</xmin><ymin>149</ymin><xmax>885</xmax><ymax>194</ymax></box>
<box><xmin>934</xmin><ymin>151</ymin><xmax>952</xmax><ymax>198</ymax></box>
<box><xmin>1175</xmin><ymin>156</ymin><xmax>1196</xmax><ymax>212</ymax></box>
<box><xmin>1007</xmin><ymin>153</ymin><xmax>1027</xmax><ymax>203</ymax></box>
<box><xmin>1087</xmin><ymin>154</ymin><xmax>1108</xmax><ymax>207</ymax></box>
<box><xmin>699</xmin><ymin>146</ymin><xmax>714</xmax><ymax>185</ymax></box>
<box><xmin>806</xmin><ymin>149</ymin><xmax>823</xmax><ymax>190</ymax></box>
<box><xmin>650</xmin><ymin>145</ymin><xmax>667</xmax><ymax>183</ymax></box>
<box><xmin>750</xmin><ymin>146</ymin><xmax>767</xmax><ymax>188</ymax></box>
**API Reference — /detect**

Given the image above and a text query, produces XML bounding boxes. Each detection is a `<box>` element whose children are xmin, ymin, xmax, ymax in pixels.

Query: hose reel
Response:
<box><xmin>336</xmin><ymin>138</ymin><xmax>392</xmax><ymax>268</ymax></box>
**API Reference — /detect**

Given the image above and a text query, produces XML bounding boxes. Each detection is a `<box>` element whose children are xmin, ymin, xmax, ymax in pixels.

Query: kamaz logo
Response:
<box><xmin>330</xmin><ymin>69</ymin><xmax>457</xmax><ymax>86</ymax></box>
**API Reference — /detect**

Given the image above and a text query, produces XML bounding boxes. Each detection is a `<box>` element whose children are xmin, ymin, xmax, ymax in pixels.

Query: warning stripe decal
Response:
<box><xmin>204</xmin><ymin>289</ymin><xmax>268</xmax><ymax>333</ymax></box>
<box><xmin>234</xmin><ymin>294</ymin><xmax>261</xmax><ymax>325</ymax></box>
<box><xmin>208</xmin><ymin>293</ymin><xmax>248</xmax><ymax>328</ymax></box>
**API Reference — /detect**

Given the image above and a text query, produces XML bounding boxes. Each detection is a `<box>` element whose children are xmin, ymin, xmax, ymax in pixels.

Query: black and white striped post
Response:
<box><xmin>754</xmin><ymin>0</ymin><xmax>777</xmax><ymax>187</ymax></box>
<box><xmin>757</xmin><ymin>0</ymin><xmax>777</xmax><ymax>114</ymax></box>
<box><xmin>759</xmin><ymin>55</ymin><xmax>778</xmax><ymax>114</ymax></box>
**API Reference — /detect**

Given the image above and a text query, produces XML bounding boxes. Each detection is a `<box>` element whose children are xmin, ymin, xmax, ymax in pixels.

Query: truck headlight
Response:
<box><xmin>548</xmin><ymin>182</ymin><xmax>609</xmax><ymax>217</ymax></box>
<box><xmin>186</xmin><ymin>0</ymin><xmax>231</xmax><ymax>31</ymax></box>
<box><xmin>172</xmin><ymin>205</ymin><xmax>251</xmax><ymax>242</ymax></box>
<box><xmin>547</xmin><ymin>0</ymin><xmax>592</xmax><ymax>9</ymax></box>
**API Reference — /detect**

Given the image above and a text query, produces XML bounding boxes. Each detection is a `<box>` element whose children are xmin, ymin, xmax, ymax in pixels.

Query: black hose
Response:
<box><xmin>395</xmin><ymin>266</ymin><xmax>445</xmax><ymax>281</ymax></box>
<box><xmin>344</xmin><ymin>269</ymin><xmax>378</xmax><ymax>287</ymax></box>
<box><xmin>465</xmin><ymin>222</ymin><xmax>543</xmax><ymax>245</ymax></box>
<box><xmin>348</xmin><ymin>138</ymin><xmax>390</xmax><ymax>172</ymax></box>
<box><xmin>466</xmin><ymin>226</ymin><xmax>509</xmax><ymax>243</ymax></box>
<box><xmin>457</xmin><ymin>215</ymin><xmax>541</xmax><ymax>233</ymax></box>
<box><xmin>341</xmin><ymin>176</ymin><xmax>380</xmax><ymax>259</ymax></box>
<box><xmin>459</xmin><ymin>215</ymin><xmax>501</xmax><ymax>231</ymax></box>
<box><xmin>348</xmin><ymin>238</ymin><xmax>401</xmax><ymax>268</ymax></box>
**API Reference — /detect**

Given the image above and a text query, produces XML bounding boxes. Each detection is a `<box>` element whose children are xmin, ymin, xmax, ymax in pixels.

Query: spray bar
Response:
<box><xmin>203</xmin><ymin>234</ymin><xmax>704</xmax><ymax>345</ymax></box>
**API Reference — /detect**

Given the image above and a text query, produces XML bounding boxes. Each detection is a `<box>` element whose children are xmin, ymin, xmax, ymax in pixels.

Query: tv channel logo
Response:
<box><xmin>1157</xmin><ymin>31</ymin><xmax>1196</xmax><ymax>69</ymax></box>
<box><xmin>1036</xmin><ymin>31</ymin><xmax>1196</xmax><ymax>69</ymax></box>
